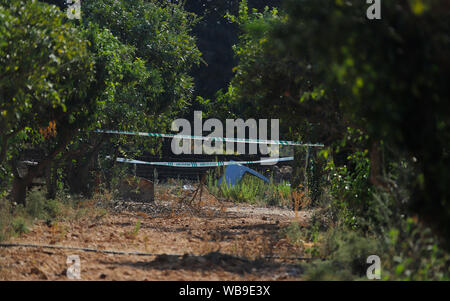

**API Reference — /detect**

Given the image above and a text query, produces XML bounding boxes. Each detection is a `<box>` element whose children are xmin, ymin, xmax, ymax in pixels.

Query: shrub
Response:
<box><xmin>301</xmin><ymin>222</ymin><xmax>450</xmax><ymax>280</ymax></box>
<box><xmin>26</xmin><ymin>188</ymin><xmax>47</xmax><ymax>219</ymax></box>
<box><xmin>301</xmin><ymin>230</ymin><xmax>380</xmax><ymax>280</ymax></box>
<box><xmin>379</xmin><ymin>218</ymin><xmax>450</xmax><ymax>280</ymax></box>
<box><xmin>43</xmin><ymin>198</ymin><xmax>62</xmax><ymax>221</ymax></box>
<box><xmin>303</xmin><ymin>261</ymin><xmax>354</xmax><ymax>281</ymax></box>
<box><xmin>326</xmin><ymin>149</ymin><xmax>373</xmax><ymax>230</ymax></box>
<box><xmin>0</xmin><ymin>197</ymin><xmax>12</xmax><ymax>241</ymax></box>
<box><xmin>11</xmin><ymin>216</ymin><xmax>29</xmax><ymax>235</ymax></box>
<box><xmin>280</xmin><ymin>222</ymin><xmax>304</xmax><ymax>246</ymax></box>
<box><xmin>207</xmin><ymin>172</ymin><xmax>291</xmax><ymax>207</ymax></box>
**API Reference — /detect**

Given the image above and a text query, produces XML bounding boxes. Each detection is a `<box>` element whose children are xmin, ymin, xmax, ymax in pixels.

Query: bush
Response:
<box><xmin>379</xmin><ymin>218</ymin><xmax>450</xmax><ymax>280</ymax></box>
<box><xmin>0</xmin><ymin>198</ymin><xmax>12</xmax><ymax>241</ymax></box>
<box><xmin>300</xmin><ymin>221</ymin><xmax>450</xmax><ymax>280</ymax></box>
<box><xmin>24</xmin><ymin>188</ymin><xmax>61</xmax><ymax>221</ymax></box>
<box><xmin>207</xmin><ymin>171</ymin><xmax>291</xmax><ymax>207</ymax></box>
<box><xmin>0</xmin><ymin>188</ymin><xmax>68</xmax><ymax>242</ymax></box>
<box><xmin>43</xmin><ymin>198</ymin><xmax>62</xmax><ymax>221</ymax></box>
<box><xmin>26</xmin><ymin>188</ymin><xmax>47</xmax><ymax>219</ymax></box>
<box><xmin>325</xmin><ymin>231</ymin><xmax>380</xmax><ymax>275</ymax></box>
<box><xmin>303</xmin><ymin>261</ymin><xmax>354</xmax><ymax>281</ymax></box>
<box><xmin>280</xmin><ymin>222</ymin><xmax>304</xmax><ymax>246</ymax></box>
<box><xmin>301</xmin><ymin>229</ymin><xmax>380</xmax><ymax>280</ymax></box>
<box><xmin>326</xmin><ymin>147</ymin><xmax>373</xmax><ymax>230</ymax></box>
<box><xmin>11</xmin><ymin>217</ymin><xmax>29</xmax><ymax>235</ymax></box>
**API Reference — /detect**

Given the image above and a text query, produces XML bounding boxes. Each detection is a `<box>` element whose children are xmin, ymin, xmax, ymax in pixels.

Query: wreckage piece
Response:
<box><xmin>118</xmin><ymin>175</ymin><xmax>154</xmax><ymax>203</ymax></box>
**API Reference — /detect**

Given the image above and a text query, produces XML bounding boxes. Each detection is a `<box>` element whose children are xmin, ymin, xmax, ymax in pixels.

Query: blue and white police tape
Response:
<box><xmin>95</xmin><ymin>130</ymin><xmax>324</xmax><ymax>148</ymax></box>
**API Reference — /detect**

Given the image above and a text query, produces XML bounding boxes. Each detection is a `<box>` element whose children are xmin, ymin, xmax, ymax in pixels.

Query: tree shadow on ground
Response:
<box><xmin>136</xmin><ymin>222</ymin><xmax>281</xmax><ymax>238</ymax></box>
<box><xmin>99</xmin><ymin>252</ymin><xmax>303</xmax><ymax>277</ymax></box>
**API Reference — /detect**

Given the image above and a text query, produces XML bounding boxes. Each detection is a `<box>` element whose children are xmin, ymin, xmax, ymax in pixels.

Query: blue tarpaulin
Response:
<box><xmin>217</xmin><ymin>162</ymin><xmax>270</xmax><ymax>187</ymax></box>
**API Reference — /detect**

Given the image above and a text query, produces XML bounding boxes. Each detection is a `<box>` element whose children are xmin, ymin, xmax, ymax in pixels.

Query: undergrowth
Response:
<box><xmin>277</xmin><ymin>149</ymin><xmax>450</xmax><ymax>281</ymax></box>
<box><xmin>0</xmin><ymin>187</ymin><xmax>108</xmax><ymax>242</ymax></box>
<box><xmin>207</xmin><ymin>171</ymin><xmax>292</xmax><ymax>207</ymax></box>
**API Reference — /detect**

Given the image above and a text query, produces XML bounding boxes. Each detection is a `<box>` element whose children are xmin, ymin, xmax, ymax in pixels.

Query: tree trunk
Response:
<box><xmin>67</xmin><ymin>140</ymin><xmax>104</xmax><ymax>196</ymax></box>
<box><xmin>11</xmin><ymin>175</ymin><xmax>30</xmax><ymax>206</ymax></box>
<box><xmin>10</xmin><ymin>131</ymin><xmax>73</xmax><ymax>204</ymax></box>
<box><xmin>105</xmin><ymin>147</ymin><xmax>119</xmax><ymax>190</ymax></box>
<box><xmin>369</xmin><ymin>140</ymin><xmax>390</xmax><ymax>191</ymax></box>
<box><xmin>46</xmin><ymin>161</ymin><xmax>58</xmax><ymax>199</ymax></box>
<box><xmin>0</xmin><ymin>138</ymin><xmax>8</xmax><ymax>165</ymax></box>
<box><xmin>291</xmin><ymin>147</ymin><xmax>305</xmax><ymax>191</ymax></box>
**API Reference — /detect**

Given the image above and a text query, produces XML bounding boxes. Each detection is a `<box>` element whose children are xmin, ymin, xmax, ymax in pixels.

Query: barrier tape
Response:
<box><xmin>114</xmin><ymin>156</ymin><xmax>294</xmax><ymax>167</ymax></box>
<box><xmin>95</xmin><ymin>130</ymin><xmax>324</xmax><ymax>148</ymax></box>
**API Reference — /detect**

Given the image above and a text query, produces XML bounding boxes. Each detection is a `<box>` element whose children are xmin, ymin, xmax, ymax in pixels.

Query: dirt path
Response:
<box><xmin>0</xmin><ymin>192</ymin><xmax>313</xmax><ymax>281</ymax></box>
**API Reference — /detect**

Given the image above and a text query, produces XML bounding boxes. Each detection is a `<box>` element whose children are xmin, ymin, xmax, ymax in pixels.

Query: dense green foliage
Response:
<box><xmin>83</xmin><ymin>0</ymin><xmax>202</xmax><ymax>112</ymax></box>
<box><xmin>60</xmin><ymin>0</ymin><xmax>202</xmax><ymax>195</ymax></box>
<box><xmin>209</xmin><ymin>0</ymin><xmax>450</xmax><ymax>279</ymax></box>
<box><xmin>0</xmin><ymin>0</ymin><xmax>95</xmax><ymax>201</ymax></box>
<box><xmin>0</xmin><ymin>0</ymin><xmax>201</xmax><ymax>201</ymax></box>
<box><xmin>274</xmin><ymin>0</ymin><xmax>450</xmax><ymax>242</ymax></box>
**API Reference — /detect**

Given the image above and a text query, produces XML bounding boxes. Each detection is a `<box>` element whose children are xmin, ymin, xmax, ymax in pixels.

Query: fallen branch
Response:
<box><xmin>0</xmin><ymin>242</ymin><xmax>316</xmax><ymax>261</ymax></box>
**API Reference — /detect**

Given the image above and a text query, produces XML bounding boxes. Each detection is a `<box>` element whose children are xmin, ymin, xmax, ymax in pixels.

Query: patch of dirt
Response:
<box><xmin>0</xmin><ymin>188</ymin><xmax>313</xmax><ymax>281</ymax></box>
